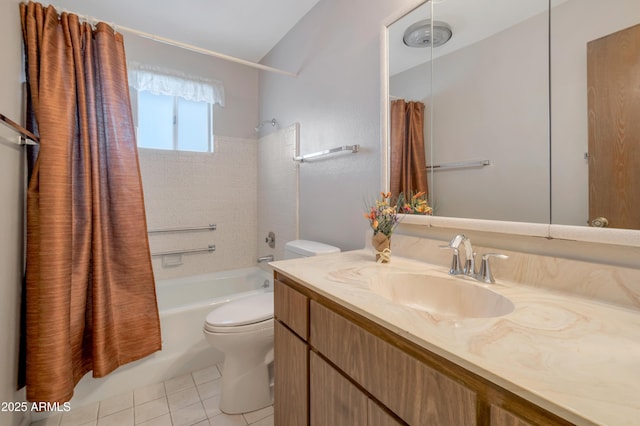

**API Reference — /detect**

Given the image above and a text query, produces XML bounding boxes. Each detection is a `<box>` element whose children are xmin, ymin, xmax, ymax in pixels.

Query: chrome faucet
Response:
<box><xmin>442</xmin><ymin>234</ymin><xmax>508</xmax><ymax>283</ymax></box>
<box><xmin>441</xmin><ymin>234</ymin><xmax>465</xmax><ymax>275</ymax></box>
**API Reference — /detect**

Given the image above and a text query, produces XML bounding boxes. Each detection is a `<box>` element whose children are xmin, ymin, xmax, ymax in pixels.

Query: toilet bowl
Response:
<box><xmin>203</xmin><ymin>292</ymin><xmax>274</xmax><ymax>414</ymax></box>
<box><xmin>203</xmin><ymin>240</ymin><xmax>340</xmax><ymax>414</ymax></box>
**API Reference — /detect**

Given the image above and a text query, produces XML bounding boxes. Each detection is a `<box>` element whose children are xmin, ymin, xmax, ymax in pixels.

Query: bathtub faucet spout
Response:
<box><xmin>257</xmin><ymin>255</ymin><xmax>274</xmax><ymax>263</ymax></box>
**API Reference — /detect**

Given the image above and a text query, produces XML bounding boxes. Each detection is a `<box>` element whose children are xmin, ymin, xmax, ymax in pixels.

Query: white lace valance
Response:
<box><xmin>128</xmin><ymin>62</ymin><xmax>225</xmax><ymax>107</ymax></box>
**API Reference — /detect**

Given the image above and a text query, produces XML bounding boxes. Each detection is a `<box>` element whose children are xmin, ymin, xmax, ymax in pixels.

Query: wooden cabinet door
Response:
<box><xmin>274</xmin><ymin>321</ymin><xmax>308</xmax><ymax>426</ymax></box>
<box><xmin>310</xmin><ymin>351</ymin><xmax>368</xmax><ymax>426</ymax></box>
<box><xmin>368</xmin><ymin>400</ymin><xmax>404</xmax><ymax>426</ymax></box>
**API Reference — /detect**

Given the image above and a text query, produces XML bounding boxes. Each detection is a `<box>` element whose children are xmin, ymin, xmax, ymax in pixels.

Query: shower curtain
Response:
<box><xmin>390</xmin><ymin>99</ymin><xmax>429</xmax><ymax>198</ymax></box>
<box><xmin>20</xmin><ymin>2</ymin><xmax>161</xmax><ymax>403</ymax></box>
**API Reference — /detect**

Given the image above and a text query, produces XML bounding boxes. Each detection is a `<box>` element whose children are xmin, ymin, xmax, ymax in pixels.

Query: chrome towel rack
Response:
<box><xmin>0</xmin><ymin>113</ymin><xmax>39</xmax><ymax>145</ymax></box>
<box><xmin>294</xmin><ymin>144</ymin><xmax>359</xmax><ymax>162</ymax></box>
<box><xmin>147</xmin><ymin>224</ymin><xmax>217</xmax><ymax>234</ymax></box>
<box><xmin>151</xmin><ymin>244</ymin><xmax>216</xmax><ymax>257</ymax></box>
<box><xmin>426</xmin><ymin>159</ymin><xmax>490</xmax><ymax>170</ymax></box>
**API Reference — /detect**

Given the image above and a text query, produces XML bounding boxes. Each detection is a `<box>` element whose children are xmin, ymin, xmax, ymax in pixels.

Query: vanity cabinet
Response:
<box><xmin>274</xmin><ymin>273</ymin><xmax>573</xmax><ymax>426</ymax></box>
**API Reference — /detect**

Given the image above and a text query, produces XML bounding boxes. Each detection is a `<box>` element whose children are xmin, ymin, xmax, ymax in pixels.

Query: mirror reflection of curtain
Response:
<box><xmin>20</xmin><ymin>2</ymin><xmax>161</xmax><ymax>402</ymax></box>
<box><xmin>390</xmin><ymin>99</ymin><xmax>428</xmax><ymax>199</ymax></box>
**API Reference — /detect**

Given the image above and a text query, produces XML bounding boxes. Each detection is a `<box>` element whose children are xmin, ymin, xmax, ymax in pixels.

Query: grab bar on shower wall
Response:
<box><xmin>293</xmin><ymin>144</ymin><xmax>359</xmax><ymax>162</ymax></box>
<box><xmin>147</xmin><ymin>224</ymin><xmax>217</xmax><ymax>234</ymax></box>
<box><xmin>151</xmin><ymin>244</ymin><xmax>216</xmax><ymax>257</ymax></box>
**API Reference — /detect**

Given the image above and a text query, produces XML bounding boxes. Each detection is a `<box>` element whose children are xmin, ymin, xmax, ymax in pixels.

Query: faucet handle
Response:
<box><xmin>446</xmin><ymin>234</ymin><xmax>466</xmax><ymax>249</ymax></box>
<box><xmin>478</xmin><ymin>253</ymin><xmax>509</xmax><ymax>283</ymax></box>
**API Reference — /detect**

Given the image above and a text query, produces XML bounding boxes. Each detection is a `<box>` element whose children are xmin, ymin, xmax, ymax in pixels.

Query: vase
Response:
<box><xmin>372</xmin><ymin>232</ymin><xmax>391</xmax><ymax>263</ymax></box>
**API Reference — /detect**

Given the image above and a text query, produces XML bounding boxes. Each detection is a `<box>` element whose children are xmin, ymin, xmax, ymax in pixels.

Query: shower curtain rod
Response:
<box><xmin>0</xmin><ymin>113</ymin><xmax>39</xmax><ymax>145</ymax></box>
<box><xmin>51</xmin><ymin>5</ymin><xmax>298</xmax><ymax>78</ymax></box>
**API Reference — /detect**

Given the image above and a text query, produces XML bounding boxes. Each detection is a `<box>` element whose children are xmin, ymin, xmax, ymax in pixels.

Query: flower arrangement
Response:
<box><xmin>396</xmin><ymin>191</ymin><xmax>433</xmax><ymax>215</ymax></box>
<box><xmin>363</xmin><ymin>192</ymin><xmax>400</xmax><ymax>237</ymax></box>
<box><xmin>364</xmin><ymin>192</ymin><xmax>400</xmax><ymax>263</ymax></box>
<box><xmin>364</xmin><ymin>191</ymin><xmax>432</xmax><ymax>263</ymax></box>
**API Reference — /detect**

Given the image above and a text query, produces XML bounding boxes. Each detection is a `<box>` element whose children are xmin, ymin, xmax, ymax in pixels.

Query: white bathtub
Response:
<box><xmin>62</xmin><ymin>267</ymin><xmax>273</xmax><ymax>411</ymax></box>
<box><xmin>156</xmin><ymin>267</ymin><xmax>272</xmax><ymax>357</ymax></box>
<box><xmin>157</xmin><ymin>267</ymin><xmax>271</xmax><ymax>313</ymax></box>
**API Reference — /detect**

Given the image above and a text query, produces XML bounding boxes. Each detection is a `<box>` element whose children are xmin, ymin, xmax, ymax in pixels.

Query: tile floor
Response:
<box><xmin>30</xmin><ymin>364</ymin><xmax>274</xmax><ymax>426</ymax></box>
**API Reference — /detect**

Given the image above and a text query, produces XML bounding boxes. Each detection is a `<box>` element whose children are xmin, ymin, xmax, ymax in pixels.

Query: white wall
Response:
<box><xmin>259</xmin><ymin>0</ymin><xmax>419</xmax><ymax>251</ymax></box>
<box><xmin>0</xmin><ymin>0</ymin><xmax>29</xmax><ymax>424</ymax></box>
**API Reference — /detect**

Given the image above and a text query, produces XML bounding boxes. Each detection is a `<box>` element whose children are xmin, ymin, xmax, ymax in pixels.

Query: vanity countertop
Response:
<box><xmin>271</xmin><ymin>249</ymin><xmax>640</xmax><ymax>426</ymax></box>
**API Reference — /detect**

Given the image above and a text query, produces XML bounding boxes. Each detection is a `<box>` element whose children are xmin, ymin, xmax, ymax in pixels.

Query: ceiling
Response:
<box><xmin>48</xmin><ymin>0</ymin><xmax>322</xmax><ymax>63</ymax></box>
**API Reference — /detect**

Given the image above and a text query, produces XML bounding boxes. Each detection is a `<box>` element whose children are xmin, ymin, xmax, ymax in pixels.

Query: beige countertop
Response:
<box><xmin>271</xmin><ymin>249</ymin><xmax>640</xmax><ymax>426</ymax></box>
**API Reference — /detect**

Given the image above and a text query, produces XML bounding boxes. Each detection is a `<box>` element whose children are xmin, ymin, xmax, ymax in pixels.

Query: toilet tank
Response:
<box><xmin>284</xmin><ymin>240</ymin><xmax>340</xmax><ymax>259</ymax></box>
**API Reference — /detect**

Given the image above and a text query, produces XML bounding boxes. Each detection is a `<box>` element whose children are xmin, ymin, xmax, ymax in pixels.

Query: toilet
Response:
<box><xmin>203</xmin><ymin>239</ymin><xmax>340</xmax><ymax>414</ymax></box>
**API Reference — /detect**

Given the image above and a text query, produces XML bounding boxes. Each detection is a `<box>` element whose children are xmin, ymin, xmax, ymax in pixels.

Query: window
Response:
<box><xmin>137</xmin><ymin>91</ymin><xmax>213</xmax><ymax>152</ymax></box>
<box><xmin>128</xmin><ymin>62</ymin><xmax>225</xmax><ymax>153</ymax></box>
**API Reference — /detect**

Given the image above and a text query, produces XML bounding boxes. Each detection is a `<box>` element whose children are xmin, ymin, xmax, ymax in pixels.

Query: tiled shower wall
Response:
<box><xmin>138</xmin><ymin>136</ymin><xmax>258</xmax><ymax>280</ymax></box>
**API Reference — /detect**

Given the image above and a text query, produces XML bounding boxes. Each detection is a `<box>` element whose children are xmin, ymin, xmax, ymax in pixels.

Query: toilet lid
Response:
<box><xmin>205</xmin><ymin>292</ymin><xmax>274</xmax><ymax>327</ymax></box>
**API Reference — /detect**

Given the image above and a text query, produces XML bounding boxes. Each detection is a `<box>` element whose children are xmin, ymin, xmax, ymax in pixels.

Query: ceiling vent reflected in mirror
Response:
<box><xmin>403</xmin><ymin>20</ymin><xmax>452</xmax><ymax>48</ymax></box>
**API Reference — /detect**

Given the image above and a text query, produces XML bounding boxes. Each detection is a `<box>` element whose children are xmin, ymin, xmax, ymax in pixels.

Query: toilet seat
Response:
<box><xmin>204</xmin><ymin>292</ymin><xmax>274</xmax><ymax>334</ymax></box>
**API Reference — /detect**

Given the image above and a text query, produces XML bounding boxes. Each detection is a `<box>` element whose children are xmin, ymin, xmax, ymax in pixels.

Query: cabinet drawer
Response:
<box><xmin>275</xmin><ymin>279</ymin><xmax>309</xmax><ymax>340</ymax></box>
<box><xmin>310</xmin><ymin>301</ymin><xmax>477</xmax><ymax>425</ymax></box>
<box><xmin>274</xmin><ymin>321</ymin><xmax>308</xmax><ymax>426</ymax></box>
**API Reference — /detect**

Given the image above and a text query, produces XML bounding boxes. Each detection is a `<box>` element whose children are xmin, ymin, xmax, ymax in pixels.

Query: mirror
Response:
<box><xmin>550</xmin><ymin>0</ymin><xmax>640</xmax><ymax>229</ymax></box>
<box><xmin>386</xmin><ymin>0</ymin><xmax>640</xmax><ymax>229</ymax></box>
<box><xmin>388</xmin><ymin>0</ymin><xmax>550</xmax><ymax>224</ymax></box>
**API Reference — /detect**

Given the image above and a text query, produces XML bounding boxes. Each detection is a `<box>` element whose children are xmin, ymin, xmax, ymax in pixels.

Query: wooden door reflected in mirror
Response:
<box><xmin>587</xmin><ymin>23</ymin><xmax>640</xmax><ymax>229</ymax></box>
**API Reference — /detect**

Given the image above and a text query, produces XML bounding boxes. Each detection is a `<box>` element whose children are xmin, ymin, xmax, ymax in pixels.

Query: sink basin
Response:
<box><xmin>370</xmin><ymin>272</ymin><xmax>514</xmax><ymax>319</ymax></box>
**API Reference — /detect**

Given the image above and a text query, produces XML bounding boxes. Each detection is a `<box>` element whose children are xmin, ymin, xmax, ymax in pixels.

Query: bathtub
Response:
<box><xmin>64</xmin><ymin>267</ymin><xmax>273</xmax><ymax>410</ymax></box>
<box><xmin>157</xmin><ymin>267</ymin><xmax>272</xmax><ymax>358</ymax></box>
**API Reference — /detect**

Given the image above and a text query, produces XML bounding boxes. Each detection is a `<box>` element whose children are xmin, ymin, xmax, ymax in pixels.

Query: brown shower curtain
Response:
<box><xmin>390</xmin><ymin>99</ymin><xmax>428</xmax><ymax>198</ymax></box>
<box><xmin>20</xmin><ymin>2</ymin><xmax>161</xmax><ymax>403</ymax></box>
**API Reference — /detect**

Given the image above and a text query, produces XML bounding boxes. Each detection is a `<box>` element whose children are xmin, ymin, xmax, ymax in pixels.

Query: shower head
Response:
<box><xmin>403</xmin><ymin>20</ymin><xmax>452</xmax><ymax>48</ymax></box>
<box><xmin>255</xmin><ymin>118</ymin><xmax>278</xmax><ymax>132</ymax></box>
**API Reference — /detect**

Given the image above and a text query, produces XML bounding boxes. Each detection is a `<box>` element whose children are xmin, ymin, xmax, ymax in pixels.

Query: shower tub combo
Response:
<box><xmin>67</xmin><ymin>267</ymin><xmax>272</xmax><ymax>408</ymax></box>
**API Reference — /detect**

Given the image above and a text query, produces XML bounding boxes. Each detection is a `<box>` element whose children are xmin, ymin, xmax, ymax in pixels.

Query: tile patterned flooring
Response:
<box><xmin>30</xmin><ymin>364</ymin><xmax>274</xmax><ymax>426</ymax></box>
